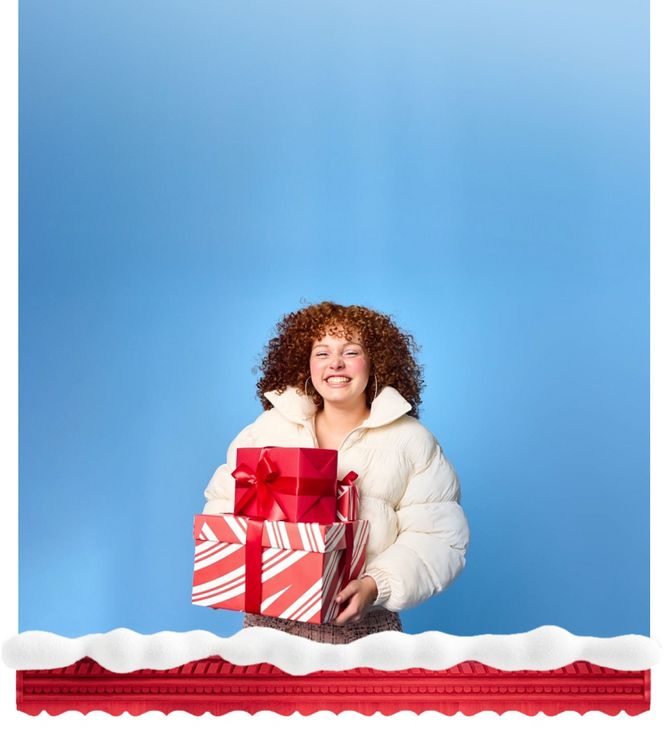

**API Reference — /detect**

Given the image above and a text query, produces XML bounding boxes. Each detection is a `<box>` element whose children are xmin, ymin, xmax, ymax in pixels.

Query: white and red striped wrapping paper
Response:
<box><xmin>192</xmin><ymin>514</ymin><xmax>370</xmax><ymax>623</ymax></box>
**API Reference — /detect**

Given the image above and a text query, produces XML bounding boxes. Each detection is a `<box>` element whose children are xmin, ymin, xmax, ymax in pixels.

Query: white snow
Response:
<box><xmin>1</xmin><ymin>625</ymin><xmax>661</xmax><ymax>674</ymax></box>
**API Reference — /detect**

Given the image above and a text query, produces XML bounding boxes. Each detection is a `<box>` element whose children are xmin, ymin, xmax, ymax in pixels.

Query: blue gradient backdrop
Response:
<box><xmin>19</xmin><ymin>0</ymin><xmax>648</xmax><ymax>636</ymax></box>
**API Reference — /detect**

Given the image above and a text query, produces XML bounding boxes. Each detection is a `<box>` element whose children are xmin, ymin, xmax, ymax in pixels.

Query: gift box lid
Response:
<box><xmin>194</xmin><ymin>513</ymin><xmax>365</xmax><ymax>553</ymax></box>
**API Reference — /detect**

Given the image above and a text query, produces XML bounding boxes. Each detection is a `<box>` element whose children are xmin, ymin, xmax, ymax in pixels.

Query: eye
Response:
<box><xmin>345</xmin><ymin>351</ymin><xmax>359</xmax><ymax>356</ymax></box>
<box><xmin>315</xmin><ymin>352</ymin><xmax>328</xmax><ymax>357</ymax></box>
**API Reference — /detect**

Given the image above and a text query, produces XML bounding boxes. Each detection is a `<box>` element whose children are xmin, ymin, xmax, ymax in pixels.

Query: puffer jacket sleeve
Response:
<box><xmin>202</xmin><ymin>422</ymin><xmax>257</xmax><ymax>514</ymax></box>
<box><xmin>361</xmin><ymin>430</ymin><xmax>470</xmax><ymax>611</ymax></box>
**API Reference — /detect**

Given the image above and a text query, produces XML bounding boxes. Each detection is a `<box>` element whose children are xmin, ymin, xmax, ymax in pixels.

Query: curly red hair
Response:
<box><xmin>256</xmin><ymin>302</ymin><xmax>424</xmax><ymax>418</ymax></box>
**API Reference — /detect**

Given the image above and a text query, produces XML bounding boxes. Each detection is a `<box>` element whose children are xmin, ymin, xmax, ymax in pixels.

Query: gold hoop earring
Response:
<box><xmin>304</xmin><ymin>376</ymin><xmax>311</xmax><ymax>395</ymax></box>
<box><xmin>370</xmin><ymin>374</ymin><xmax>378</xmax><ymax>402</ymax></box>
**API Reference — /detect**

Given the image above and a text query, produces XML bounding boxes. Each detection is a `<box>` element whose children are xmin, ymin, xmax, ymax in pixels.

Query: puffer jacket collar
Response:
<box><xmin>263</xmin><ymin>385</ymin><xmax>413</xmax><ymax>429</ymax></box>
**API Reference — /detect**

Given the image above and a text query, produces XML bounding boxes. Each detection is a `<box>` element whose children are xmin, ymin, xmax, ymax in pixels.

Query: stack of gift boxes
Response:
<box><xmin>192</xmin><ymin>447</ymin><xmax>370</xmax><ymax>624</ymax></box>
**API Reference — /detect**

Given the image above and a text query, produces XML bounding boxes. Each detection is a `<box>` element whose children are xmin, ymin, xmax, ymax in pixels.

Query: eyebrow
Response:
<box><xmin>312</xmin><ymin>342</ymin><xmax>362</xmax><ymax>350</ymax></box>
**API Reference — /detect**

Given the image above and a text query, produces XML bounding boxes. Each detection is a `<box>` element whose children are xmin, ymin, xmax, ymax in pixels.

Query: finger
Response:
<box><xmin>333</xmin><ymin>599</ymin><xmax>360</xmax><ymax>625</ymax></box>
<box><xmin>335</xmin><ymin>582</ymin><xmax>357</xmax><ymax>604</ymax></box>
<box><xmin>334</xmin><ymin>606</ymin><xmax>358</xmax><ymax>625</ymax></box>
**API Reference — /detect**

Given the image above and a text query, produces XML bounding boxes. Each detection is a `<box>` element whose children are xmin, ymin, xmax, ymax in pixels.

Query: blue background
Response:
<box><xmin>19</xmin><ymin>0</ymin><xmax>649</xmax><ymax>637</ymax></box>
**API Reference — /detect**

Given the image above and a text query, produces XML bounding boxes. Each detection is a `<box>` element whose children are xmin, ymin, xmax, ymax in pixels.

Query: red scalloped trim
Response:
<box><xmin>16</xmin><ymin>657</ymin><xmax>651</xmax><ymax>716</ymax></box>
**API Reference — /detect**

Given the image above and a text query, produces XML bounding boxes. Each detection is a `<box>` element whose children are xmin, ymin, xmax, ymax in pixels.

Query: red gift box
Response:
<box><xmin>192</xmin><ymin>513</ymin><xmax>370</xmax><ymax>623</ymax></box>
<box><xmin>232</xmin><ymin>447</ymin><xmax>338</xmax><ymax>523</ymax></box>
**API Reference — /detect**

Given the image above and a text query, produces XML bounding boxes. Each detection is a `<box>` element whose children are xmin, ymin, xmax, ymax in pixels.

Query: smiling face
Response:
<box><xmin>309</xmin><ymin>331</ymin><xmax>371</xmax><ymax>411</ymax></box>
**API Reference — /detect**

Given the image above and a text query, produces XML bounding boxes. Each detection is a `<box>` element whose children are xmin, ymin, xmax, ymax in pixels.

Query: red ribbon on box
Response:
<box><xmin>340</xmin><ymin>523</ymin><xmax>355</xmax><ymax>587</ymax></box>
<box><xmin>244</xmin><ymin>519</ymin><xmax>265</xmax><ymax>614</ymax></box>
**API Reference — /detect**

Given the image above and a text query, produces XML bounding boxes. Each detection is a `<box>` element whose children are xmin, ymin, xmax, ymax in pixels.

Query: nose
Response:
<box><xmin>330</xmin><ymin>354</ymin><xmax>345</xmax><ymax>369</ymax></box>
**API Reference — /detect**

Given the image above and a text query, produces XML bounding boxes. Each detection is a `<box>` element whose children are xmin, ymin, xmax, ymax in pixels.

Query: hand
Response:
<box><xmin>333</xmin><ymin>576</ymin><xmax>378</xmax><ymax>625</ymax></box>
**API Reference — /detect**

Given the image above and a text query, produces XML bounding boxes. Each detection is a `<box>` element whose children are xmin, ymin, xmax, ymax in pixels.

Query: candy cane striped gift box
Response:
<box><xmin>192</xmin><ymin>514</ymin><xmax>370</xmax><ymax>623</ymax></box>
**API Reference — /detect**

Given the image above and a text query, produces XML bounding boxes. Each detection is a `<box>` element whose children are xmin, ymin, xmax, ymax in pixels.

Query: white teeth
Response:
<box><xmin>326</xmin><ymin>376</ymin><xmax>351</xmax><ymax>384</ymax></box>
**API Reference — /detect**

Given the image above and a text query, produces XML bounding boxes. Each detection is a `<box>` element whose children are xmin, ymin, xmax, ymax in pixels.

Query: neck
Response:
<box><xmin>318</xmin><ymin>399</ymin><xmax>370</xmax><ymax>431</ymax></box>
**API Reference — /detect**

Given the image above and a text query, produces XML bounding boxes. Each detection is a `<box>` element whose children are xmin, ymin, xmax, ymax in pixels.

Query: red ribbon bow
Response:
<box><xmin>338</xmin><ymin>470</ymin><xmax>358</xmax><ymax>488</ymax></box>
<box><xmin>232</xmin><ymin>449</ymin><xmax>289</xmax><ymax>520</ymax></box>
<box><xmin>336</xmin><ymin>470</ymin><xmax>359</xmax><ymax>522</ymax></box>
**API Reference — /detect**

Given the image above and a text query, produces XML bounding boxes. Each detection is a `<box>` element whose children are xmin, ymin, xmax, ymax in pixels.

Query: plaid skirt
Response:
<box><xmin>243</xmin><ymin>607</ymin><xmax>402</xmax><ymax>644</ymax></box>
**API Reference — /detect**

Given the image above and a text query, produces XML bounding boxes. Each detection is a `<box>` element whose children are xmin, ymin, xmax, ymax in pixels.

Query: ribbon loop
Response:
<box><xmin>256</xmin><ymin>454</ymin><xmax>279</xmax><ymax>484</ymax></box>
<box><xmin>232</xmin><ymin>449</ymin><xmax>284</xmax><ymax>519</ymax></box>
<box><xmin>338</xmin><ymin>470</ymin><xmax>359</xmax><ymax>487</ymax></box>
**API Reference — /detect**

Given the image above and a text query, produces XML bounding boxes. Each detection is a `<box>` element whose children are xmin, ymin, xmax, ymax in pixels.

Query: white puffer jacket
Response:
<box><xmin>203</xmin><ymin>385</ymin><xmax>470</xmax><ymax>612</ymax></box>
